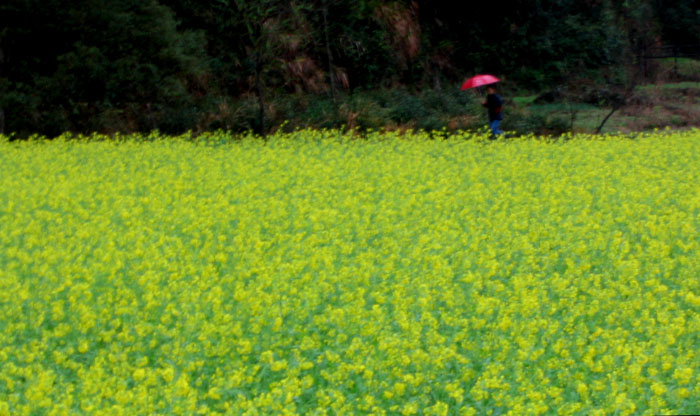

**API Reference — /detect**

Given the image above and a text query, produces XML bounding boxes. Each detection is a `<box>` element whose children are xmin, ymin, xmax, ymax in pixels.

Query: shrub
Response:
<box><xmin>388</xmin><ymin>90</ymin><xmax>428</xmax><ymax>123</ymax></box>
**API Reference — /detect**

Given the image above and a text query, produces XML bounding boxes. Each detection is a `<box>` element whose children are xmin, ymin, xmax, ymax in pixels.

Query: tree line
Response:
<box><xmin>1</xmin><ymin>0</ymin><xmax>698</xmax><ymax>136</ymax></box>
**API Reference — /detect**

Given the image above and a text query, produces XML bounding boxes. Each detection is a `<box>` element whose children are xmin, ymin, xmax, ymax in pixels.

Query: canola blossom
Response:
<box><xmin>0</xmin><ymin>129</ymin><xmax>699</xmax><ymax>415</ymax></box>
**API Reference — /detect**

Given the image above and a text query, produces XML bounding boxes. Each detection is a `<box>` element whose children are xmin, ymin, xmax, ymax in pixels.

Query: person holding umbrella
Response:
<box><xmin>482</xmin><ymin>85</ymin><xmax>504</xmax><ymax>137</ymax></box>
<box><xmin>461</xmin><ymin>74</ymin><xmax>504</xmax><ymax>138</ymax></box>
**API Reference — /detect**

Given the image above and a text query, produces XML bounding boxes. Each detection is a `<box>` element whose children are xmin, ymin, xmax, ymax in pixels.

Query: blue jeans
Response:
<box><xmin>489</xmin><ymin>120</ymin><xmax>503</xmax><ymax>136</ymax></box>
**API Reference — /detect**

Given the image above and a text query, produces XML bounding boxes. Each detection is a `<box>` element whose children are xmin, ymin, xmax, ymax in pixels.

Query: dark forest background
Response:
<box><xmin>1</xmin><ymin>0</ymin><xmax>699</xmax><ymax>136</ymax></box>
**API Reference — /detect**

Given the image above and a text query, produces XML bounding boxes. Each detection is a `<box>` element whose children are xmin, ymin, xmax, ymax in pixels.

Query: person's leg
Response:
<box><xmin>489</xmin><ymin>120</ymin><xmax>503</xmax><ymax>137</ymax></box>
<box><xmin>495</xmin><ymin>120</ymin><xmax>504</xmax><ymax>135</ymax></box>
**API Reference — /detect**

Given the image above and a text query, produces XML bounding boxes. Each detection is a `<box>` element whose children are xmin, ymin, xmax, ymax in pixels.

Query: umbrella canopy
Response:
<box><xmin>460</xmin><ymin>74</ymin><xmax>500</xmax><ymax>90</ymax></box>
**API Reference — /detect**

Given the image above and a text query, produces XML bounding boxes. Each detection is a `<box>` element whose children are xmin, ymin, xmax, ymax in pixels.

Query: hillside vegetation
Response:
<box><xmin>1</xmin><ymin>1</ymin><xmax>699</xmax><ymax>136</ymax></box>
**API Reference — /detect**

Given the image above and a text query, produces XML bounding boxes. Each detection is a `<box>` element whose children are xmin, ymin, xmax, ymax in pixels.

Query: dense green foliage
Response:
<box><xmin>1</xmin><ymin>0</ymin><xmax>699</xmax><ymax>135</ymax></box>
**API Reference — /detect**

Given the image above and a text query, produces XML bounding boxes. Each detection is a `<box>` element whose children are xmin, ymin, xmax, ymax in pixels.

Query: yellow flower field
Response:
<box><xmin>0</xmin><ymin>130</ymin><xmax>698</xmax><ymax>415</ymax></box>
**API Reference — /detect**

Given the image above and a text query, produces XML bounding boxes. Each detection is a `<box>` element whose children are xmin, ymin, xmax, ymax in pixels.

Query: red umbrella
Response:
<box><xmin>460</xmin><ymin>74</ymin><xmax>500</xmax><ymax>90</ymax></box>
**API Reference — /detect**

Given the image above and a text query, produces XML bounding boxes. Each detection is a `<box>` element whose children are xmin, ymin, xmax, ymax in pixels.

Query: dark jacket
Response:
<box><xmin>483</xmin><ymin>93</ymin><xmax>503</xmax><ymax>121</ymax></box>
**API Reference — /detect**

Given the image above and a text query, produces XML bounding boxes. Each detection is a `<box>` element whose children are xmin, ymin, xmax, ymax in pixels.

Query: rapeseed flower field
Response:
<box><xmin>0</xmin><ymin>129</ymin><xmax>698</xmax><ymax>415</ymax></box>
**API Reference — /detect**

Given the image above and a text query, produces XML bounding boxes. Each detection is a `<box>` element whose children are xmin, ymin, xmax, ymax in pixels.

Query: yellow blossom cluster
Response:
<box><xmin>0</xmin><ymin>129</ymin><xmax>698</xmax><ymax>415</ymax></box>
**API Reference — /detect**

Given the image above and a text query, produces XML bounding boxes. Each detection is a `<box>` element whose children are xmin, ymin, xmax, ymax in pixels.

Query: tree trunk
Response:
<box><xmin>567</xmin><ymin>100</ymin><xmax>577</xmax><ymax>132</ymax></box>
<box><xmin>595</xmin><ymin>105</ymin><xmax>620</xmax><ymax>134</ymax></box>
<box><xmin>595</xmin><ymin>86</ymin><xmax>634</xmax><ymax>134</ymax></box>
<box><xmin>0</xmin><ymin>46</ymin><xmax>4</xmax><ymax>135</ymax></box>
<box><xmin>433</xmin><ymin>65</ymin><xmax>441</xmax><ymax>90</ymax></box>
<box><xmin>254</xmin><ymin>54</ymin><xmax>266</xmax><ymax>138</ymax></box>
<box><xmin>322</xmin><ymin>1</ymin><xmax>337</xmax><ymax>102</ymax></box>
